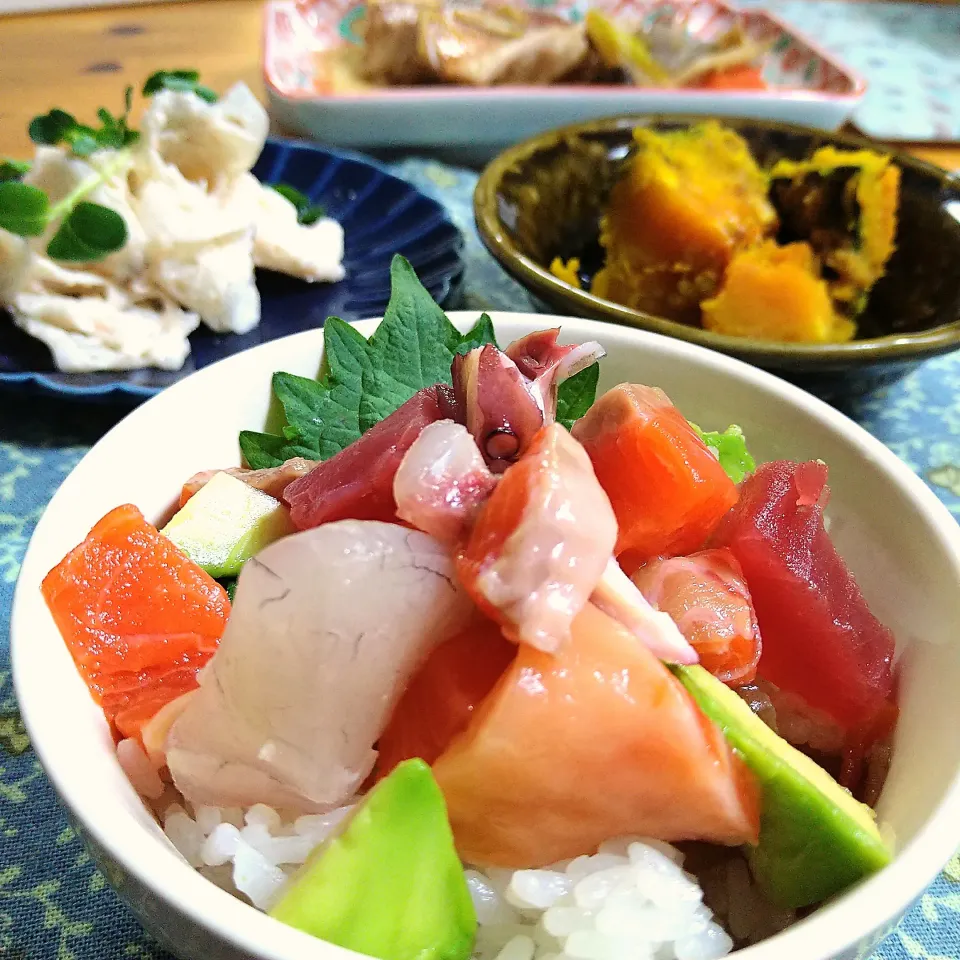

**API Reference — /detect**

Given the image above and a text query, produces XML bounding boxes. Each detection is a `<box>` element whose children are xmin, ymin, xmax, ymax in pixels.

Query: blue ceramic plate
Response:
<box><xmin>0</xmin><ymin>137</ymin><xmax>465</xmax><ymax>400</ymax></box>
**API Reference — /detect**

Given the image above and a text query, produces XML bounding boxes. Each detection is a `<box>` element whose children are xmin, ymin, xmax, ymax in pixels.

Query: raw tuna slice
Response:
<box><xmin>284</xmin><ymin>387</ymin><xmax>446</xmax><ymax>531</ymax></box>
<box><xmin>41</xmin><ymin>504</ymin><xmax>230</xmax><ymax>739</ymax></box>
<box><xmin>632</xmin><ymin>548</ymin><xmax>761</xmax><ymax>686</ymax></box>
<box><xmin>433</xmin><ymin>603</ymin><xmax>760</xmax><ymax>867</ymax></box>
<box><xmin>710</xmin><ymin>460</ymin><xmax>895</xmax><ymax>730</ymax></box>
<box><xmin>572</xmin><ymin>384</ymin><xmax>738</xmax><ymax>572</ymax></box>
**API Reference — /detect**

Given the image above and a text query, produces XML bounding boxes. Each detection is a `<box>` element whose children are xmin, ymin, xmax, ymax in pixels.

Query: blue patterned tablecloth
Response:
<box><xmin>1</xmin><ymin>159</ymin><xmax>959</xmax><ymax>959</ymax></box>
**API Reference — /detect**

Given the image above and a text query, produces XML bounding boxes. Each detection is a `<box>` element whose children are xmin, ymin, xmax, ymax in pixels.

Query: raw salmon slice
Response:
<box><xmin>374</xmin><ymin>615</ymin><xmax>516</xmax><ymax>779</ymax></box>
<box><xmin>632</xmin><ymin>548</ymin><xmax>761</xmax><ymax>686</ymax></box>
<box><xmin>572</xmin><ymin>384</ymin><xmax>738</xmax><ymax>572</ymax></box>
<box><xmin>433</xmin><ymin>603</ymin><xmax>760</xmax><ymax>867</ymax></box>
<box><xmin>42</xmin><ymin>504</ymin><xmax>230</xmax><ymax>739</ymax></box>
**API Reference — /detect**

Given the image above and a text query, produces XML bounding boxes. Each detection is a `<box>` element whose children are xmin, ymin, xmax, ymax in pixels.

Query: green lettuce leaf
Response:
<box><xmin>692</xmin><ymin>423</ymin><xmax>756</xmax><ymax>483</ymax></box>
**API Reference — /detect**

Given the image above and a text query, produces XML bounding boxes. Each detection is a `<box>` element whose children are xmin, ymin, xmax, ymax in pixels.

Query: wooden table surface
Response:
<box><xmin>1</xmin><ymin>0</ymin><xmax>958</xmax><ymax>170</ymax></box>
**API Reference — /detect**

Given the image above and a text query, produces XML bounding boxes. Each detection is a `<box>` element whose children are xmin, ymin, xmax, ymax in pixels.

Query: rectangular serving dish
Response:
<box><xmin>264</xmin><ymin>0</ymin><xmax>867</xmax><ymax>153</ymax></box>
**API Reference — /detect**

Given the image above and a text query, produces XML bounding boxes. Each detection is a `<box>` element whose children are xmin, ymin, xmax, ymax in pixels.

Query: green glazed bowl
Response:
<box><xmin>474</xmin><ymin>115</ymin><xmax>960</xmax><ymax>393</ymax></box>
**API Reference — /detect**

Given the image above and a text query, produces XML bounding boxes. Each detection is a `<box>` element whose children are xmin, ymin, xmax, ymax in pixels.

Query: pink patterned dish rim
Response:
<box><xmin>263</xmin><ymin>0</ymin><xmax>868</xmax><ymax>106</ymax></box>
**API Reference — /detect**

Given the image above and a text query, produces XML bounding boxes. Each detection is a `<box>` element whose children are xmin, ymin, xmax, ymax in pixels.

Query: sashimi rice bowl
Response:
<box><xmin>12</xmin><ymin>255</ymin><xmax>960</xmax><ymax>960</ymax></box>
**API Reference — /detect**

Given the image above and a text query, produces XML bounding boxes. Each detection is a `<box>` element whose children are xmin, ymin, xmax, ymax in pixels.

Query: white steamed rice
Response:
<box><xmin>117</xmin><ymin>734</ymin><xmax>792</xmax><ymax>958</ymax></box>
<box><xmin>157</xmin><ymin>791</ymin><xmax>736</xmax><ymax>960</ymax></box>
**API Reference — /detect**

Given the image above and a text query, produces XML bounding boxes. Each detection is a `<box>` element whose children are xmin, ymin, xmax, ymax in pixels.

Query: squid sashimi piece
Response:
<box><xmin>283</xmin><ymin>387</ymin><xmax>450</xmax><ymax>531</ymax></box>
<box><xmin>632</xmin><ymin>549</ymin><xmax>762</xmax><ymax>686</ymax></box>
<box><xmin>433</xmin><ymin>603</ymin><xmax>760</xmax><ymax>867</ymax></box>
<box><xmin>710</xmin><ymin>461</ymin><xmax>895</xmax><ymax>730</ymax></box>
<box><xmin>179</xmin><ymin>457</ymin><xmax>317</xmax><ymax>508</ymax></box>
<box><xmin>456</xmin><ymin>423</ymin><xmax>617</xmax><ymax>653</ymax></box>
<box><xmin>165</xmin><ymin>521</ymin><xmax>473</xmax><ymax>811</ymax></box>
<box><xmin>572</xmin><ymin>384</ymin><xmax>738</xmax><ymax>572</ymax></box>
<box><xmin>41</xmin><ymin>505</ymin><xmax>229</xmax><ymax>740</ymax></box>
<box><xmin>374</xmin><ymin>615</ymin><xmax>516</xmax><ymax>779</ymax></box>
<box><xmin>393</xmin><ymin>420</ymin><xmax>498</xmax><ymax>545</ymax></box>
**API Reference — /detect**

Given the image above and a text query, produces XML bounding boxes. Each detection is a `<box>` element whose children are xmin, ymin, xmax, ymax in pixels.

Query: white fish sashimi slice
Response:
<box><xmin>166</xmin><ymin>521</ymin><xmax>472</xmax><ymax>812</ymax></box>
<box><xmin>591</xmin><ymin>559</ymin><xmax>699</xmax><ymax>665</ymax></box>
<box><xmin>393</xmin><ymin>420</ymin><xmax>497</xmax><ymax>545</ymax></box>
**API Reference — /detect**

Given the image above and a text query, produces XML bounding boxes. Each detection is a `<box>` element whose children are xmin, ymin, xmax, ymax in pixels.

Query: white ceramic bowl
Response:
<box><xmin>12</xmin><ymin>313</ymin><xmax>960</xmax><ymax>960</ymax></box>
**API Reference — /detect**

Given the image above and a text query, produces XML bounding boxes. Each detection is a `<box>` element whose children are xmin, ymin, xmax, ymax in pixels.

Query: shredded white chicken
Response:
<box><xmin>0</xmin><ymin>82</ymin><xmax>345</xmax><ymax>372</ymax></box>
<box><xmin>233</xmin><ymin>174</ymin><xmax>346</xmax><ymax>283</ymax></box>
<box><xmin>165</xmin><ymin>520</ymin><xmax>472</xmax><ymax>812</ymax></box>
<box><xmin>138</xmin><ymin>82</ymin><xmax>268</xmax><ymax>188</ymax></box>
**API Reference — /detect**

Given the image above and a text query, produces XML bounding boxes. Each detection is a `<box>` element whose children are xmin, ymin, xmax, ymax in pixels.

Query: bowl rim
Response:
<box><xmin>13</xmin><ymin>311</ymin><xmax>960</xmax><ymax>960</ymax></box>
<box><xmin>473</xmin><ymin>114</ymin><xmax>960</xmax><ymax>370</ymax></box>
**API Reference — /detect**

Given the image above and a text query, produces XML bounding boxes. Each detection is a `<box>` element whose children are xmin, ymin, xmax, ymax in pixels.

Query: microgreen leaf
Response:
<box><xmin>46</xmin><ymin>202</ymin><xmax>127</xmax><ymax>261</ymax></box>
<box><xmin>29</xmin><ymin>109</ymin><xmax>77</xmax><ymax>146</ymax></box>
<box><xmin>66</xmin><ymin>129</ymin><xmax>99</xmax><ymax>157</ymax></box>
<box><xmin>238</xmin><ymin>255</ymin><xmax>498</xmax><ymax>468</ymax></box>
<box><xmin>142</xmin><ymin>69</ymin><xmax>199</xmax><ymax>95</ymax></box>
<box><xmin>692</xmin><ymin>423</ymin><xmax>756</xmax><ymax>483</ymax></box>
<box><xmin>28</xmin><ymin>89</ymin><xmax>139</xmax><ymax>159</ymax></box>
<box><xmin>271</xmin><ymin>183</ymin><xmax>326</xmax><ymax>226</ymax></box>
<box><xmin>143</xmin><ymin>69</ymin><xmax>218</xmax><ymax>103</ymax></box>
<box><xmin>556</xmin><ymin>362</ymin><xmax>600</xmax><ymax>431</ymax></box>
<box><xmin>0</xmin><ymin>182</ymin><xmax>49</xmax><ymax>236</ymax></box>
<box><xmin>0</xmin><ymin>159</ymin><xmax>30</xmax><ymax>183</ymax></box>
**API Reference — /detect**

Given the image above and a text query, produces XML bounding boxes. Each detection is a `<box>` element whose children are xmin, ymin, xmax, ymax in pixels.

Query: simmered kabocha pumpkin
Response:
<box><xmin>701</xmin><ymin>241</ymin><xmax>855</xmax><ymax>343</ymax></box>
<box><xmin>590</xmin><ymin>121</ymin><xmax>777</xmax><ymax>323</ymax></box>
<box><xmin>769</xmin><ymin>147</ymin><xmax>900</xmax><ymax>317</ymax></box>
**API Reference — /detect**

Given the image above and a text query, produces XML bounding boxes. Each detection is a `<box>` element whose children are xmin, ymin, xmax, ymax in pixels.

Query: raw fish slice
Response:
<box><xmin>179</xmin><ymin>457</ymin><xmax>317</xmax><ymax>507</ymax></box>
<box><xmin>397</xmin><ymin>420</ymin><xmax>695</xmax><ymax>662</ymax></box>
<box><xmin>41</xmin><ymin>505</ymin><xmax>229</xmax><ymax>739</ymax></box>
<box><xmin>374</xmin><ymin>614</ymin><xmax>516</xmax><ymax>779</ymax></box>
<box><xmin>393</xmin><ymin>420</ymin><xmax>498</xmax><ymax>545</ymax></box>
<box><xmin>709</xmin><ymin>461</ymin><xmax>895</xmax><ymax>729</ymax></box>
<box><xmin>433</xmin><ymin>602</ymin><xmax>760</xmax><ymax>867</ymax></box>
<box><xmin>457</xmin><ymin>423</ymin><xmax>617</xmax><ymax>653</ymax></box>
<box><xmin>166</xmin><ymin>521</ymin><xmax>473</xmax><ymax>811</ymax></box>
<box><xmin>591</xmin><ymin>557</ymin><xmax>698</xmax><ymax>664</ymax></box>
<box><xmin>632</xmin><ymin>548</ymin><xmax>762</xmax><ymax>685</ymax></box>
<box><xmin>572</xmin><ymin>384</ymin><xmax>738</xmax><ymax>570</ymax></box>
<box><xmin>284</xmin><ymin>387</ymin><xmax>447</xmax><ymax>531</ymax></box>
